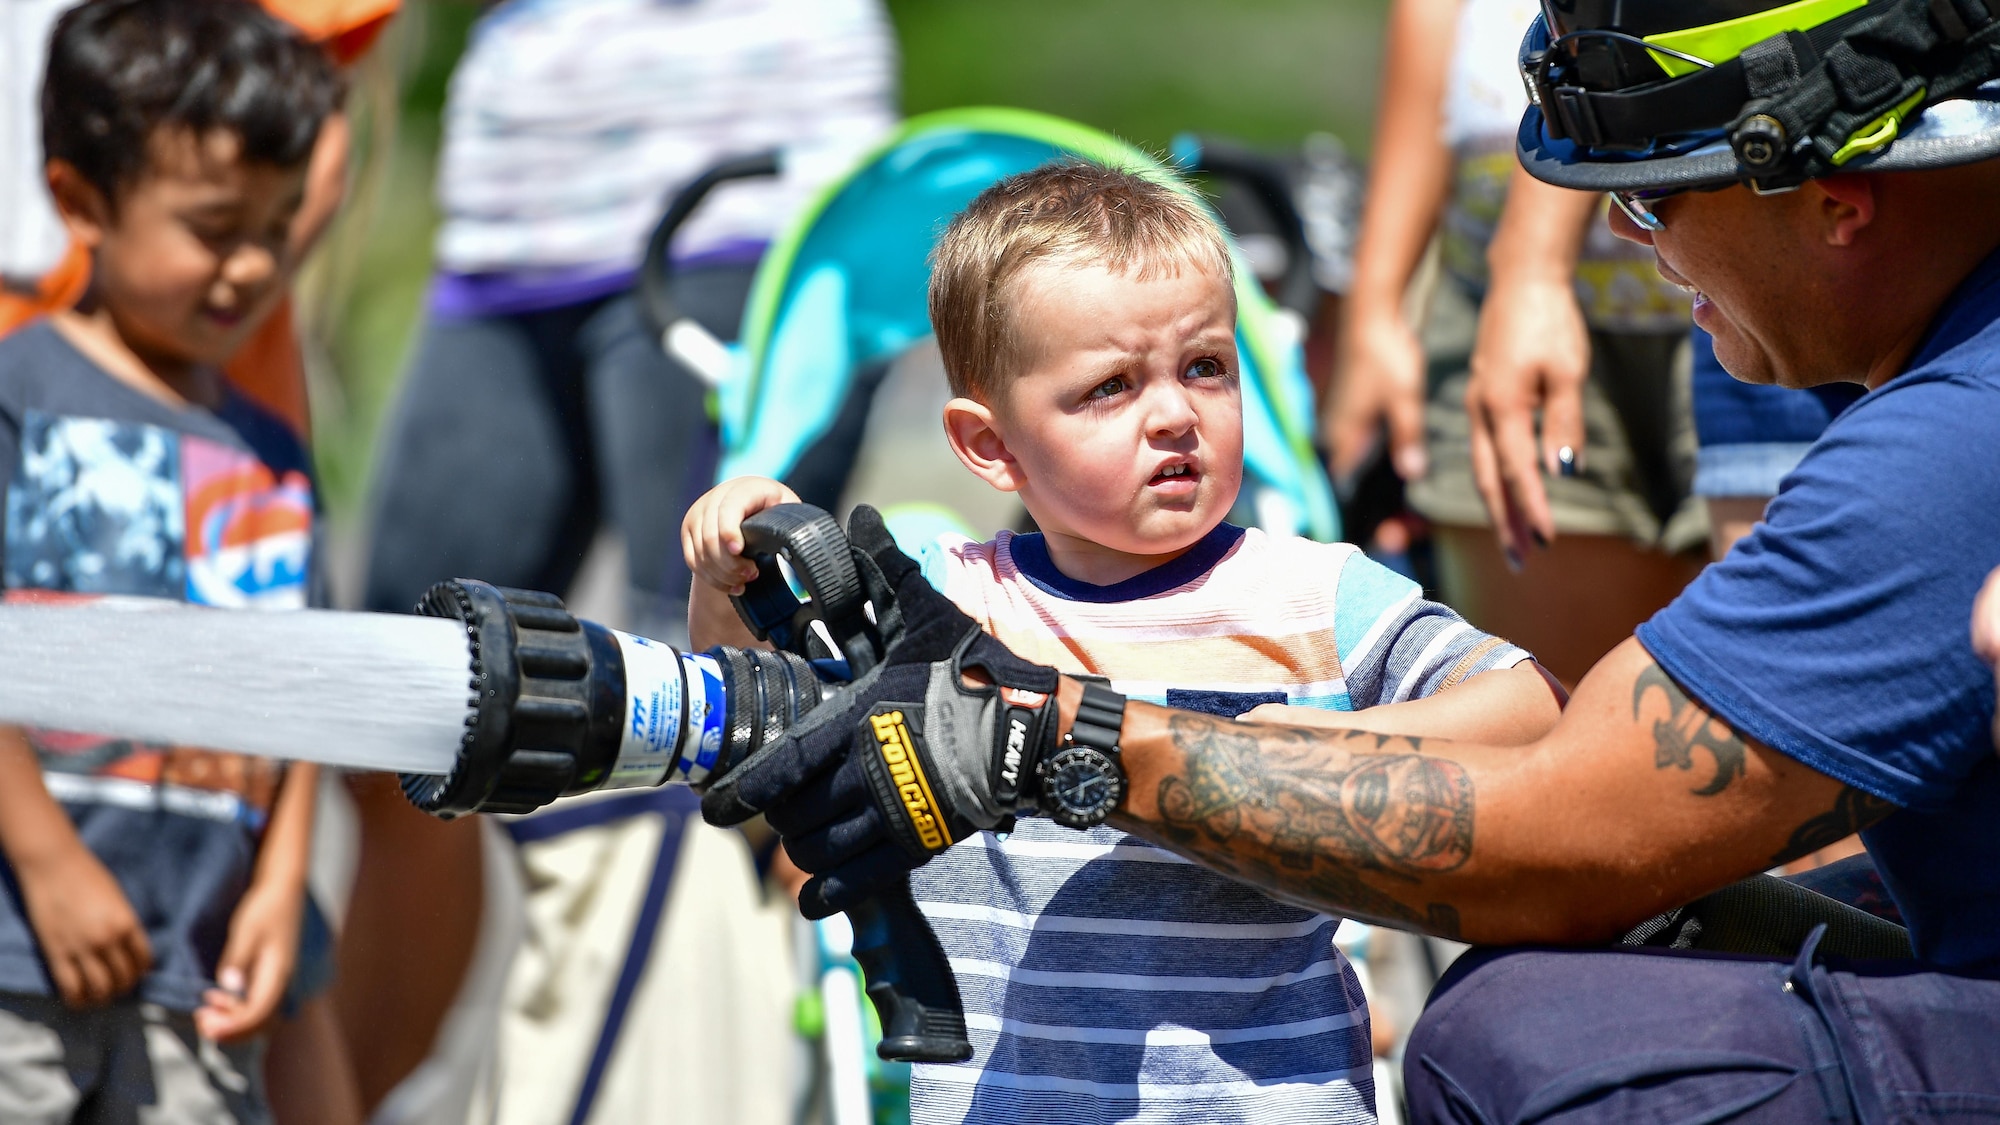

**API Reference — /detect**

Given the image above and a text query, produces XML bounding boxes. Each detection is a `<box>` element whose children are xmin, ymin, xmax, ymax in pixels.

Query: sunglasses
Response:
<box><xmin>1610</xmin><ymin>189</ymin><xmax>1672</xmax><ymax>233</ymax></box>
<box><xmin>1610</xmin><ymin>174</ymin><xmax>1798</xmax><ymax>232</ymax></box>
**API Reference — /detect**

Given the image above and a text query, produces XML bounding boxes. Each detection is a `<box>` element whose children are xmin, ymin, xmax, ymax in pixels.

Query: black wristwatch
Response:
<box><xmin>1037</xmin><ymin>682</ymin><xmax>1128</xmax><ymax>830</ymax></box>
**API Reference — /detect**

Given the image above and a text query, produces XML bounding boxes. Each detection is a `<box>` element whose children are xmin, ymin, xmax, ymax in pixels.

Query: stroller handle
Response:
<box><xmin>1175</xmin><ymin>135</ymin><xmax>1320</xmax><ymax>319</ymax></box>
<box><xmin>638</xmin><ymin>151</ymin><xmax>784</xmax><ymax>347</ymax></box>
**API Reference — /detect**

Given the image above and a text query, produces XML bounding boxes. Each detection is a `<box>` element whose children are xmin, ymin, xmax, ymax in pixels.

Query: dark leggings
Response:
<box><xmin>362</xmin><ymin>265</ymin><xmax>755</xmax><ymax>642</ymax></box>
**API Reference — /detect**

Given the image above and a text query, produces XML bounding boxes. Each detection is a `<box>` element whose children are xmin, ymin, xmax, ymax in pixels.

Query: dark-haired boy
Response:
<box><xmin>0</xmin><ymin>1</ymin><xmax>343</xmax><ymax>1119</ymax></box>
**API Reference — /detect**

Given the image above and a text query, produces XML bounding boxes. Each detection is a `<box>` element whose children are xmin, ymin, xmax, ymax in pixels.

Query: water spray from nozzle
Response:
<box><xmin>0</xmin><ymin>599</ymin><xmax>470</xmax><ymax>775</ymax></box>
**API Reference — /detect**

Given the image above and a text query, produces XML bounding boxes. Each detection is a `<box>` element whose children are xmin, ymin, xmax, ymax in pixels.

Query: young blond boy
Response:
<box><xmin>0</xmin><ymin>3</ymin><xmax>342</xmax><ymax>1120</ymax></box>
<box><xmin>687</xmin><ymin>161</ymin><xmax>1562</xmax><ymax>1124</ymax></box>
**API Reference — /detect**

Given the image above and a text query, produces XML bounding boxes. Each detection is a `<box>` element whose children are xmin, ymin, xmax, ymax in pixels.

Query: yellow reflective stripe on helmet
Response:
<box><xmin>1831</xmin><ymin>85</ymin><xmax>1926</xmax><ymax>163</ymax></box>
<box><xmin>1644</xmin><ymin>0</ymin><xmax>1868</xmax><ymax>78</ymax></box>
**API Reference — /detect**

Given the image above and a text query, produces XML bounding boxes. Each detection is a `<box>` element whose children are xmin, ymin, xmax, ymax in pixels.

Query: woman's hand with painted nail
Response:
<box><xmin>1465</xmin><ymin>172</ymin><xmax>1601</xmax><ymax>561</ymax></box>
<box><xmin>1466</xmin><ymin>272</ymin><xmax>1590</xmax><ymax>561</ymax></box>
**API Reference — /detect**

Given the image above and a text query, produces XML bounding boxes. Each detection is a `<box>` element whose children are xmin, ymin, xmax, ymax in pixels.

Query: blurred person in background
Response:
<box><xmin>355</xmin><ymin>3</ymin><xmax>897</xmax><ymax>1123</ymax></box>
<box><xmin>361</xmin><ymin>0</ymin><xmax>897</xmax><ymax>647</ymax></box>
<box><xmin>4</xmin><ymin>3</ymin><xmax>392</xmax><ymax>1123</ymax></box>
<box><xmin>0</xmin><ymin>5</ymin><xmax>343</xmax><ymax>1121</ymax></box>
<box><xmin>1685</xmin><ymin>328</ymin><xmax>1862</xmax><ymax>562</ymax></box>
<box><xmin>1326</xmin><ymin>0</ymin><xmax>1702</xmax><ymax>686</ymax></box>
<box><xmin>2</xmin><ymin>0</ymin><xmax>388</xmax><ymax>433</ymax></box>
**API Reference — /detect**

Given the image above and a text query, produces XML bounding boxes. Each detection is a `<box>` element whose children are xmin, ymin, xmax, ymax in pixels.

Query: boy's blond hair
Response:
<box><xmin>928</xmin><ymin>160</ymin><xmax>1234</xmax><ymax>401</ymax></box>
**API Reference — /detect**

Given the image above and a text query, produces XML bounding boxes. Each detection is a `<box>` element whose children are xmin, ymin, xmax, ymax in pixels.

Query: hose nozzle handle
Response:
<box><xmin>734</xmin><ymin>504</ymin><xmax>880</xmax><ymax>675</ymax></box>
<box><xmin>730</xmin><ymin>504</ymin><xmax>971</xmax><ymax>1064</ymax></box>
<box><xmin>846</xmin><ymin>879</ymin><xmax>975</xmax><ymax>1062</ymax></box>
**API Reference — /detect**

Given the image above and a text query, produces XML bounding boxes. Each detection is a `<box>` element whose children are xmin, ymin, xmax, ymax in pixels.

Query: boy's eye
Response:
<box><xmin>1087</xmin><ymin>376</ymin><xmax>1127</xmax><ymax>400</ymax></box>
<box><xmin>1186</xmin><ymin>357</ymin><xmax>1223</xmax><ymax>380</ymax></box>
<box><xmin>188</xmin><ymin>221</ymin><xmax>237</xmax><ymax>245</ymax></box>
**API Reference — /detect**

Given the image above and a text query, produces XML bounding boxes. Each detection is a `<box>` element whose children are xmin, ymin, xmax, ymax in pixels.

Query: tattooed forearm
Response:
<box><xmin>1633</xmin><ymin>665</ymin><xmax>1746</xmax><ymax>796</ymax></box>
<box><xmin>1151</xmin><ymin>712</ymin><xmax>1472</xmax><ymax>934</ymax></box>
<box><xmin>1771</xmin><ymin>785</ymin><xmax>1896</xmax><ymax>866</ymax></box>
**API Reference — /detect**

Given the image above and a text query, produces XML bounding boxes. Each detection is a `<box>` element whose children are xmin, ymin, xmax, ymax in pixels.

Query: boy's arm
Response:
<box><xmin>0</xmin><ymin>728</ymin><xmax>154</xmax><ymax>1008</ymax></box>
<box><xmin>1244</xmin><ymin>661</ymin><xmax>1565</xmax><ymax>746</ymax></box>
<box><xmin>1243</xmin><ymin>551</ymin><xmax>1565</xmax><ymax>745</ymax></box>
<box><xmin>194</xmin><ymin>762</ymin><xmax>317</xmax><ymax>1043</ymax></box>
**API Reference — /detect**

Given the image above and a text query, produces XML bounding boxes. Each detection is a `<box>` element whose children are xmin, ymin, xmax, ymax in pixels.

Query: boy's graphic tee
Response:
<box><xmin>7</xmin><ymin>412</ymin><xmax>312</xmax><ymax>607</ymax></box>
<box><xmin>0</xmin><ymin>322</ymin><xmax>317</xmax><ymax>1011</ymax></box>
<box><xmin>909</xmin><ymin>523</ymin><xmax>1529</xmax><ymax>1125</ymax></box>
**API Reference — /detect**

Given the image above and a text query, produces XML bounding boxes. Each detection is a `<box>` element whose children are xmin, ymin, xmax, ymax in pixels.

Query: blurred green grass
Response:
<box><xmin>314</xmin><ymin>0</ymin><xmax>1390</xmax><ymax>521</ymax></box>
<box><xmin>893</xmin><ymin>0</ymin><xmax>1388</xmax><ymax>150</ymax></box>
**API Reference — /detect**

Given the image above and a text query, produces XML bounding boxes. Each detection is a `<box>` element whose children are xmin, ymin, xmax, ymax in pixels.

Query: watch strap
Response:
<box><xmin>1069</xmin><ymin>682</ymin><xmax>1127</xmax><ymax>761</ymax></box>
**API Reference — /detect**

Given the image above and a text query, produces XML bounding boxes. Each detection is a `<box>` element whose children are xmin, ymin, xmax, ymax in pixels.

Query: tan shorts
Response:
<box><xmin>466</xmin><ymin>798</ymin><xmax>799</xmax><ymax>1125</ymax></box>
<box><xmin>1406</xmin><ymin>282</ymin><xmax>1709</xmax><ymax>554</ymax></box>
<box><xmin>0</xmin><ymin>995</ymin><xmax>267</xmax><ymax>1125</ymax></box>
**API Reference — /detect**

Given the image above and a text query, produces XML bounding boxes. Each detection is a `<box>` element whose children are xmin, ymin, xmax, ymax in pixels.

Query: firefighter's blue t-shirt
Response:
<box><xmin>1637</xmin><ymin>249</ymin><xmax>2000</xmax><ymax>972</ymax></box>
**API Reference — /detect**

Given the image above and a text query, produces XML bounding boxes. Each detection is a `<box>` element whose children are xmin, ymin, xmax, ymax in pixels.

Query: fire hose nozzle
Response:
<box><xmin>399</xmin><ymin>576</ymin><xmax>819</xmax><ymax>818</ymax></box>
<box><xmin>401</xmin><ymin>580</ymin><xmax>619</xmax><ymax>817</ymax></box>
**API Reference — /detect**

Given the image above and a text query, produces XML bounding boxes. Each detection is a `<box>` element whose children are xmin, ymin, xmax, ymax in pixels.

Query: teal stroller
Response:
<box><xmin>638</xmin><ymin>107</ymin><xmax>1341</xmax><ymax>548</ymax></box>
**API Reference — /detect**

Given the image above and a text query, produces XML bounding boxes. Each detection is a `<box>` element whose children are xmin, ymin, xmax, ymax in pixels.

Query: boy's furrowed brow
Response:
<box><xmin>1067</xmin><ymin>327</ymin><xmax>1234</xmax><ymax>377</ymax></box>
<box><xmin>1186</xmin><ymin>327</ymin><xmax>1237</xmax><ymax>352</ymax></box>
<box><xmin>1070</xmin><ymin>346</ymin><xmax>1144</xmax><ymax>383</ymax></box>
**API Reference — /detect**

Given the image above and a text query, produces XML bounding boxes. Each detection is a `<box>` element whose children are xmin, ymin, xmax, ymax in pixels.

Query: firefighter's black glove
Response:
<box><xmin>700</xmin><ymin>505</ymin><xmax>1064</xmax><ymax>918</ymax></box>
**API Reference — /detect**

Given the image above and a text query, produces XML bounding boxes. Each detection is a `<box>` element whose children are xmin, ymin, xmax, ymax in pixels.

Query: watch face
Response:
<box><xmin>1041</xmin><ymin>746</ymin><xmax>1124</xmax><ymax>829</ymax></box>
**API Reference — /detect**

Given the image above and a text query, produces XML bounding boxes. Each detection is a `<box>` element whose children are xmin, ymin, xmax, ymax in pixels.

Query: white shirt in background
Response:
<box><xmin>433</xmin><ymin>0</ymin><xmax>899</xmax><ymax>279</ymax></box>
